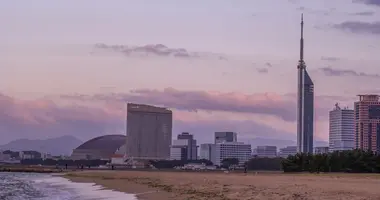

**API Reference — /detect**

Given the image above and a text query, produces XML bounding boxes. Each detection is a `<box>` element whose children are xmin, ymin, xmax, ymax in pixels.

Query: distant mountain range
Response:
<box><xmin>0</xmin><ymin>135</ymin><xmax>82</xmax><ymax>156</ymax></box>
<box><xmin>243</xmin><ymin>137</ymin><xmax>328</xmax><ymax>149</ymax></box>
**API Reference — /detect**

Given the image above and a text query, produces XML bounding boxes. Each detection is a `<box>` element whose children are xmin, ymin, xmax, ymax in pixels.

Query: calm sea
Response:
<box><xmin>0</xmin><ymin>172</ymin><xmax>137</xmax><ymax>200</ymax></box>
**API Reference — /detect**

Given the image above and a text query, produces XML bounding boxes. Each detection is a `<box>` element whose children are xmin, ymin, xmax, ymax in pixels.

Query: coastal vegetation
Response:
<box><xmin>150</xmin><ymin>157</ymin><xmax>283</xmax><ymax>171</ymax></box>
<box><xmin>281</xmin><ymin>149</ymin><xmax>380</xmax><ymax>173</ymax></box>
<box><xmin>149</xmin><ymin>159</ymin><xmax>213</xmax><ymax>169</ymax></box>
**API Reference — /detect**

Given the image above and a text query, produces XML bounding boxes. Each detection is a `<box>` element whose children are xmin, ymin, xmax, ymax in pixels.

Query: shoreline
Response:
<box><xmin>62</xmin><ymin>172</ymin><xmax>176</xmax><ymax>200</ymax></box>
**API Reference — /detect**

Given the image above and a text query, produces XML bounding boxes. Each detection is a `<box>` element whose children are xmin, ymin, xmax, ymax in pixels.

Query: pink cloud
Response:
<box><xmin>61</xmin><ymin>87</ymin><xmax>296</xmax><ymax>121</ymax></box>
<box><xmin>1</xmin><ymin>87</ymin><xmax>341</xmax><ymax>144</ymax></box>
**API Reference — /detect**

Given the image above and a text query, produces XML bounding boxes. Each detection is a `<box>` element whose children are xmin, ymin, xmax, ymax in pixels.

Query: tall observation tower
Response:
<box><xmin>296</xmin><ymin>14</ymin><xmax>314</xmax><ymax>153</ymax></box>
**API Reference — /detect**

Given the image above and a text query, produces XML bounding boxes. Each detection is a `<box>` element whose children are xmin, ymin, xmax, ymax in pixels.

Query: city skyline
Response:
<box><xmin>1</xmin><ymin>1</ymin><xmax>380</xmax><ymax>144</ymax></box>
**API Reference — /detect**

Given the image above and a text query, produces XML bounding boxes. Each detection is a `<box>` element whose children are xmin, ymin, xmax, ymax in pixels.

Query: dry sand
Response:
<box><xmin>63</xmin><ymin>170</ymin><xmax>380</xmax><ymax>200</ymax></box>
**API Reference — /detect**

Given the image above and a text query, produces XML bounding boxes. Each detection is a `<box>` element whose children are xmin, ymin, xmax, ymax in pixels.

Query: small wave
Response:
<box><xmin>30</xmin><ymin>175</ymin><xmax>138</xmax><ymax>200</ymax></box>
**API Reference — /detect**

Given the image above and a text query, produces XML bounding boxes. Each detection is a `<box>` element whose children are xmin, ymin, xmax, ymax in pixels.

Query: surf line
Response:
<box><xmin>135</xmin><ymin>190</ymin><xmax>160</xmax><ymax>196</ymax></box>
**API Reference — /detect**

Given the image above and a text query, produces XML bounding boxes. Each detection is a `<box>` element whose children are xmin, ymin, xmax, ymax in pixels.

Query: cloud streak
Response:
<box><xmin>93</xmin><ymin>43</ymin><xmax>227</xmax><ymax>60</ymax></box>
<box><xmin>319</xmin><ymin>66</ymin><xmax>380</xmax><ymax>78</ymax></box>
<box><xmin>350</xmin><ymin>11</ymin><xmax>375</xmax><ymax>16</ymax></box>
<box><xmin>321</xmin><ymin>56</ymin><xmax>340</xmax><ymax>62</ymax></box>
<box><xmin>333</xmin><ymin>21</ymin><xmax>380</xmax><ymax>35</ymax></box>
<box><xmin>354</xmin><ymin>0</ymin><xmax>380</xmax><ymax>7</ymax></box>
<box><xmin>0</xmin><ymin>93</ymin><xmax>122</xmax><ymax>143</ymax></box>
<box><xmin>256</xmin><ymin>68</ymin><xmax>269</xmax><ymax>74</ymax></box>
<box><xmin>1</xmin><ymin>87</ymin><xmax>349</xmax><ymax>144</ymax></box>
<box><xmin>61</xmin><ymin>88</ymin><xmax>297</xmax><ymax>122</ymax></box>
<box><xmin>0</xmin><ymin>92</ymin><xmax>301</xmax><ymax>144</ymax></box>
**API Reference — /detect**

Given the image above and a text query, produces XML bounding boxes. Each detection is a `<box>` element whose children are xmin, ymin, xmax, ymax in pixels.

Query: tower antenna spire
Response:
<box><xmin>300</xmin><ymin>13</ymin><xmax>304</xmax><ymax>63</ymax></box>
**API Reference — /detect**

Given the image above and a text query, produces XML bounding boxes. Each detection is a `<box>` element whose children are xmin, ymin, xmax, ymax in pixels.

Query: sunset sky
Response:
<box><xmin>1</xmin><ymin>0</ymin><xmax>380</xmax><ymax>145</ymax></box>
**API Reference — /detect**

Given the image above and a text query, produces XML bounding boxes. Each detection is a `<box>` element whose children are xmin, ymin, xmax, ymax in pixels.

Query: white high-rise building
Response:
<box><xmin>329</xmin><ymin>103</ymin><xmax>355</xmax><ymax>152</ymax></box>
<box><xmin>211</xmin><ymin>142</ymin><xmax>251</xmax><ymax>166</ymax></box>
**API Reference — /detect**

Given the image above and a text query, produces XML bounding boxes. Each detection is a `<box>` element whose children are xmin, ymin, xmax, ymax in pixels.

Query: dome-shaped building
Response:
<box><xmin>71</xmin><ymin>135</ymin><xmax>126</xmax><ymax>160</ymax></box>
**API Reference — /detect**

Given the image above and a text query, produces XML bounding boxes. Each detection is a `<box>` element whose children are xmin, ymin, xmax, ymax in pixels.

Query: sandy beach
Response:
<box><xmin>63</xmin><ymin>170</ymin><xmax>380</xmax><ymax>200</ymax></box>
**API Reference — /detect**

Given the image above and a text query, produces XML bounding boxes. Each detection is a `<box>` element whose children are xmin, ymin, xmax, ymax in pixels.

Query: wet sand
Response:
<box><xmin>63</xmin><ymin>170</ymin><xmax>380</xmax><ymax>200</ymax></box>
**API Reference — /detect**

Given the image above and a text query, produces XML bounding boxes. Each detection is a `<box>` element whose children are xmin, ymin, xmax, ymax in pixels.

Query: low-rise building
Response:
<box><xmin>314</xmin><ymin>147</ymin><xmax>329</xmax><ymax>154</ymax></box>
<box><xmin>255</xmin><ymin>146</ymin><xmax>277</xmax><ymax>158</ymax></box>
<box><xmin>278</xmin><ymin>146</ymin><xmax>297</xmax><ymax>158</ymax></box>
<box><xmin>170</xmin><ymin>139</ymin><xmax>190</xmax><ymax>160</ymax></box>
<box><xmin>211</xmin><ymin>142</ymin><xmax>251</xmax><ymax>166</ymax></box>
<box><xmin>20</xmin><ymin>151</ymin><xmax>42</xmax><ymax>159</ymax></box>
<box><xmin>170</xmin><ymin>132</ymin><xmax>198</xmax><ymax>161</ymax></box>
<box><xmin>0</xmin><ymin>151</ymin><xmax>11</xmax><ymax>161</ymax></box>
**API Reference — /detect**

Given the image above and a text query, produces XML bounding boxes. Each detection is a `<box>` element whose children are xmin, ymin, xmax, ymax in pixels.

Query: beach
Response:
<box><xmin>63</xmin><ymin>170</ymin><xmax>380</xmax><ymax>200</ymax></box>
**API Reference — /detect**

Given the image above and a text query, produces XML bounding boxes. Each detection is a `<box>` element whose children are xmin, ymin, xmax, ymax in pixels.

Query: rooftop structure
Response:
<box><xmin>214</xmin><ymin>132</ymin><xmax>237</xmax><ymax>144</ymax></box>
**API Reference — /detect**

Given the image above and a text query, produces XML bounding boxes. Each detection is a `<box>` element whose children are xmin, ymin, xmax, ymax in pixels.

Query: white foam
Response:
<box><xmin>31</xmin><ymin>175</ymin><xmax>138</xmax><ymax>200</ymax></box>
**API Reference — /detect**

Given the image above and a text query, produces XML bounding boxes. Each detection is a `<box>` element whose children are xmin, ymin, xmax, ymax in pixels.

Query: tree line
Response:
<box><xmin>281</xmin><ymin>149</ymin><xmax>380</xmax><ymax>173</ymax></box>
<box><xmin>149</xmin><ymin>159</ymin><xmax>213</xmax><ymax>169</ymax></box>
<box><xmin>150</xmin><ymin>157</ymin><xmax>283</xmax><ymax>170</ymax></box>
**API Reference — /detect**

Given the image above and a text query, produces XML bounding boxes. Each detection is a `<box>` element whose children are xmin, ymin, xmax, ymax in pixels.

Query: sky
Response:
<box><xmin>1</xmin><ymin>0</ymin><xmax>380</xmax><ymax>145</ymax></box>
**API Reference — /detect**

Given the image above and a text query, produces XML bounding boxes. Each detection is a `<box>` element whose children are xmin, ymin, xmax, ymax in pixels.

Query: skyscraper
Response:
<box><xmin>297</xmin><ymin>14</ymin><xmax>314</xmax><ymax>153</ymax></box>
<box><xmin>329</xmin><ymin>103</ymin><xmax>354</xmax><ymax>152</ymax></box>
<box><xmin>126</xmin><ymin>103</ymin><xmax>172</xmax><ymax>160</ymax></box>
<box><xmin>354</xmin><ymin>95</ymin><xmax>380</xmax><ymax>152</ymax></box>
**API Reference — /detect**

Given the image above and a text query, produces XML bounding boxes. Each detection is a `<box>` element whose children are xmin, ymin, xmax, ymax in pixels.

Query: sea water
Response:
<box><xmin>0</xmin><ymin>172</ymin><xmax>137</xmax><ymax>200</ymax></box>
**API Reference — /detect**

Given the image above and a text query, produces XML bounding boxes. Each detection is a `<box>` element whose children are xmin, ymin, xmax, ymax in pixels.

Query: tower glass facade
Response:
<box><xmin>296</xmin><ymin>14</ymin><xmax>314</xmax><ymax>153</ymax></box>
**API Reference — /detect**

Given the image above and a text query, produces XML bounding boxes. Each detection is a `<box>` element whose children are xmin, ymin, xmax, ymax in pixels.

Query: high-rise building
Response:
<box><xmin>278</xmin><ymin>146</ymin><xmax>297</xmax><ymax>158</ymax></box>
<box><xmin>255</xmin><ymin>146</ymin><xmax>277</xmax><ymax>158</ymax></box>
<box><xmin>199</xmin><ymin>143</ymin><xmax>215</xmax><ymax>161</ymax></box>
<box><xmin>126</xmin><ymin>103</ymin><xmax>172</xmax><ymax>160</ymax></box>
<box><xmin>170</xmin><ymin>132</ymin><xmax>198</xmax><ymax>160</ymax></box>
<box><xmin>297</xmin><ymin>14</ymin><xmax>314</xmax><ymax>153</ymax></box>
<box><xmin>329</xmin><ymin>103</ymin><xmax>355</xmax><ymax>152</ymax></box>
<box><xmin>214</xmin><ymin>132</ymin><xmax>237</xmax><ymax>144</ymax></box>
<box><xmin>211</xmin><ymin>142</ymin><xmax>251</xmax><ymax>166</ymax></box>
<box><xmin>177</xmin><ymin>132</ymin><xmax>198</xmax><ymax>160</ymax></box>
<box><xmin>354</xmin><ymin>95</ymin><xmax>380</xmax><ymax>152</ymax></box>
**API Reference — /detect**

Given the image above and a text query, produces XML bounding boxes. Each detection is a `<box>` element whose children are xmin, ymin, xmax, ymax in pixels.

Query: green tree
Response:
<box><xmin>221</xmin><ymin>158</ymin><xmax>239</xmax><ymax>168</ymax></box>
<box><xmin>281</xmin><ymin>149</ymin><xmax>380</xmax><ymax>174</ymax></box>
